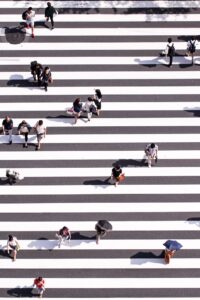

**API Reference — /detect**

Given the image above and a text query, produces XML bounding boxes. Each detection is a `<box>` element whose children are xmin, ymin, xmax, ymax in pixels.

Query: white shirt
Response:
<box><xmin>26</xmin><ymin>10</ymin><xmax>35</xmax><ymax>21</ymax></box>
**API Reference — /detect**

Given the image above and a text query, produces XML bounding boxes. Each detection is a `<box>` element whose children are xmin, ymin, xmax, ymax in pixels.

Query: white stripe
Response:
<box><xmin>1</xmin><ymin>134</ymin><xmax>200</xmax><ymax>144</ymax></box>
<box><xmin>0</xmin><ymin>221</ymin><xmax>198</xmax><ymax>232</ymax></box>
<box><xmin>0</xmin><ymin>151</ymin><xmax>199</xmax><ymax>160</ymax></box>
<box><xmin>3</xmin><ymin>27</ymin><xmax>200</xmax><ymax>36</ymax></box>
<box><xmin>0</xmin><ymin>56</ymin><xmax>196</xmax><ymax>65</ymax></box>
<box><xmin>2</xmin><ymin>167</ymin><xmax>200</xmax><ymax>178</ymax></box>
<box><xmin>8</xmin><ymin>118</ymin><xmax>200</xmax><ymax>128</ymax></box>
<box><xmin>1</xmin><ymin>185</ymin><xmax>200</xmax><ymax>195</ymax></box>
<box><xmin>0</xmin><ymin>299</ymin><xmax>187</xmax><ymax>300</ymax></box>
<box><xmin>1</xmin><ymin>202</ymin><xmax>200</xmax><ymax>213</ymax></box>
<box><xmin>1</xmin><ymin>258</ymin><xmax>200</xmax><ymax>269</ymax></box>
<box><xmin>3</xmin><ymin>14</ymin><xmax>200</xmax><ymax>22</ymax></box>
<box><xmin>0</xmin><ymin>0</ymin><xmax>199</xmax><ymax>8</ymax></box>
<box><xmin>0</xmin><ymin>102</ymin><xmax>197</xmax><ymax>111</ymax></box>
<box><xmin>0</xmin><ymin>86</ymin><xmax>199</xmax><ymax>95</ymax></box>
<box><xmin>0</xmin><ymin>277</ymin><xmax>200</xmax><ymax>288</ymax></box>
<box><xmin>0</xmin><ymin>239</ymin><xmax>197</xmax><ymax>250</ymax></box>
<box><xmin>3</xmin><ymin>71</ymin><xmax>200</xmax><ymax>80</ymax></box>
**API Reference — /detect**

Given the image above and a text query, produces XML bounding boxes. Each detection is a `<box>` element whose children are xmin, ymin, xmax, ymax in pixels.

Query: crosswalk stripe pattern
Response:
<box><xmin>1</xmin><ymin>0</ymin><xmax>200</xmax><ymax>299</ymax></box>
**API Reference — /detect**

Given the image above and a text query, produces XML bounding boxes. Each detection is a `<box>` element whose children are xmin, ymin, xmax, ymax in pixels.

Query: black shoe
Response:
<box><xmin>51</xmin><ymin>27</ymin><xmax>54</xmax><ymax>30</ymax></box>
<box><xmin>9</xmin><ymin>140</ymin><xmax>12</xmax><ymax>145</ymax></box>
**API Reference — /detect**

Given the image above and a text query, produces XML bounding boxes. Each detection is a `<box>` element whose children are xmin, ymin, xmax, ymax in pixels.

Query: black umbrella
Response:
<box><xmin>97</xmin><ymin>220</ymin><xmax>112</xmax><ymax>231</ymax></box>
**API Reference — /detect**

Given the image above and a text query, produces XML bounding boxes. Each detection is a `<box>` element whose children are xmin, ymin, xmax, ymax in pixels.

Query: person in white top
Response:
<box><xmin>145</xmin><ymin>143</ymin><xmax>158</xmax><ymax>168</ymax></box>
<box><xmin>25</xmin><ymin>7</ymin><xmax>35</xmax><ymax>38</ymax></box>
<box><xmin>83</xmin><ymin>97</ymin><xmax>96</xmax><ymax>121</ymax></box>
<box><xmin>7</xmin><ymin>235</ymin><xmax>20</xmax><ymax>261</ymax></box>
<box><xmin>186</xmin><ymin>36</ymin><xmax>198</xmax><ymax>65</ymax></box>
<box><xmin>33</xmin><ymin>120</ymin><xmax>47</xmax><ymax>150</ymax></box>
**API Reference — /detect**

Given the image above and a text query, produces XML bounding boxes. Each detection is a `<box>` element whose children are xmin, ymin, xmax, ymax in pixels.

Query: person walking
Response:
<box><xmin>145</xmin><ymin>143</ymin><xmax>158</xmax><ymax>168</ymax></box>
<box><xmin>30</xmin><ymin>61</ymin><xmax>43</xmax><ymax>86</ymax></box>
<box><xmin>56</xmin><ymin>226</ymin><xmax>71</xmax><ymax>248</ymax></box>
<box><xmin>72</xmin><ymin>98</ymin><xmax>83</xmax><ymax>124</ymax></box>
<box><xmin>186</xmin><ymin>36</ymin><xmax>198</xmax><ymax>65</ymax></box>
<box><xmin>2</xmin><ymin>115</ymin><xmax>13</xmax><ymax>145</ymax></box>
<box><xmin>93</xmin><ymin>89</ymin><xmax>102</xmax><ymax>116</ymax></box>
<box><xmin>165</xmin><ymin>38</ymin><xmax>175</xmax><ymax>67</ymax></box>
<box><xmin>111</xmin><ymin>165</ymin><xmax>125</xmax><ymax>187</ymax></box>
<box><xmin>45</xmin><ymin>2</ymin><xmax>57</xmax><ymax>30</ymax></box>
<box><xmin>33</xmin><ymin>120</ymin><xmax>47</xmax><ymax>150</ymax></box>
<box><xmin>83</xmin><ymin>97</ymin><xmax>96</xmax><ymax>121</ymax></box>
<box><xmin>25</xmin><ymin>7</ymin><xmax>35</xmax><ymax>38</ymax></box>
<box><xmin>33</xmin><ymin>277</ymin><xmax>45</xmax><ymax>298</ymax></box>
<box><xmin>7</xmin><ymin>235</ymin><xmax>20</xmax><ymax>261</ymax></box>
<box><xmin>41</xmin><ymin>67</ymin><xmax>52</xmax><ymax>91</ymax></box>
<box><xmin>95</xmin><ymin>220</ymin><xmax>112</xmax><ymax>245</ymax></box>
<box><xmin>17</xmin><ymin>120</ymin><xmax>31</xmax><ymax>148</ymax></box>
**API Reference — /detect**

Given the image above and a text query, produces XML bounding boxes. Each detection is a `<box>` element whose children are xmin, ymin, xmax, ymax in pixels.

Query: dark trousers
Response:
<box><xmin>43</xmin><ymin>81</ymin><xmax>48</xmax><ymax>91</ymax></box>
<box><xmin>46</xmin><ymin>15</ymin><xmax>54</xmax><ymax>27</ymax></box>
<box><xmin>24</xmin><ymin>132</ymin><xmax>28</xmax><ymax>143</ymax></box>
<box><xmin>168</xmin><ymin>55</ymin><xmax>173</xmax><ymax>66</ymax></box>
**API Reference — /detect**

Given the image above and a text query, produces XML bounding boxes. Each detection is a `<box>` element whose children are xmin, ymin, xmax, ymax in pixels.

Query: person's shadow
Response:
<box><xmin>7</xmin><ymin>287</ymin><xmax>34</xmax><ymax>297</ymax></box>
<box><xmin>131</xmin><ymin>251</ymin><xmax>165</xmax><ymax>265</ymax></box>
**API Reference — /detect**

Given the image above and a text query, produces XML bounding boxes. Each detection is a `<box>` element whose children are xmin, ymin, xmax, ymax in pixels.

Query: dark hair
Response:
<box><xmin>95</xmin><ymin>89</ymin><xmax>102</xmax><ymax>99</ymax></box>
<box><xmin>47</xmin><ymin>2</ymin><xmax>51</xmax><ymax>6</ymax></box>
<box><xmin>8</xmin><ymin>235</ymin><xmax>13</xmax><ymax>241</ymax></box>
<box><xmin>44</xmin><ymin>67</ymin><xmax>50</xmax><ymax>72</ymax></box>
<box><xmin>38</xmin><ymin>120</ymin><xmax>43</xmax><ymax>126</ymax></box>
<box><xmin>28</xmin><ymin>7</ymin><xmax>32</xmax><ymax>11</ymax></box>
<box><xmin>38</xmin><ymin>277</ymin><xmax>43</xmax><ymax>281</ymax></box>
<box><xmin>115</xmin><ymin>164</ymin><xmax>121</xmax><ymax>170</ymax></box>
<box><xmin>168</xmin><ymin>38</ymin><xmax>172</xmax><ymax>43</ymax></box>
<box><xmin>74</xmin><ymin>98</ymin><xmax>80</xmax><ymax>105</ymax></box>
<box><xmin>88</xmin><ymin>97</ymin><xmax>93</xmax><ymax>102</ymax></box>
<box><xmin>150</xmin><ymin>143</ymin><xmax>155</xmax><ymax>148</ymax></box>
<box><xmin>191</xmin><ymin>36</ymin><xmax>195</xmax><ymax>40</ymax></box>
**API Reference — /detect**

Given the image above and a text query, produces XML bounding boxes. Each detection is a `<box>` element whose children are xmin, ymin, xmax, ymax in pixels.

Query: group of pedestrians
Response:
<box><xmin>30</xmin><ymin>61</ymin><xmax>53</xmax><ymax>91</ymax></box>
<box><xmin>163</xmin><ymin>36</ymin><xmax>198</xmax><ymax>67</ymax></box>
<box><xmin>2</xmin><ymin>116</ymin><xmax>47</xmax><ymax>150</ymax></box>
<box><xmin>22</xmin><ymin>2</ymin><xmax>57</xmax><ymax>38</ymax></box>
<box><xmin>69</xmin><ymin>89</ymin><xmax>102</xmax><ymax>124</ymax></box>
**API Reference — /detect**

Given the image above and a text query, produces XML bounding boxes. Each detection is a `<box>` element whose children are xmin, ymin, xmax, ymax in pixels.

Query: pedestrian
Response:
<box><xmin>56</xmin><ymin>226</ymin><xmax>71</xmax><ymax>248</ymax></box>
<box><xmin>17</xmin><ymin>120</ymin><xmax>31</xmax><ymax>148</ymax></box>
<box><xmin>95</xmin><ymin>223</ymin><xmax>107</xmax><ymax>244</ymax></box>
<box><xmin>164</xmin><ymin>249</ymin><xmax>176</xmax><ymax>264</ymax></box>
<box><xmin>33</xmin><ymin>120</ymin><xmax>47</xmax><ymax>150</ymax></box>
<box><xmin>25</xmin><ymin>7</ymin><xmax>35</xmax><ymax>38</ymax></box>
<box><xmin>41</xmin><ymin>66</ymin><xmax>52</xmax><ymax>92</ymax></box>
<box><xmin>45</xmin><ymin>2</ymin><xmax>58</xmax><ymax>30</ymax></box>
<box><xmin>72</xmin><ymin>98</ymin><xmax>83</xmax><ymax>124</ymax></box>
<box><xmin>2</xmin><ymin>115</ymin><xmax>13</xmax><ymax>145</ymax></box>
<box><xmin>145</xmin><ymin>143</ymin><xmax>158</xmax><ymax>168</ymax></box>
<box><xmin>186</xmin><ymin>36</ymin><xmax>198</xmax><ymax>65</ymax></box>
<box><xmin>30</xmin><ymin>61</ymin><xmax>43</xmax><ymax>86</ymax></box>
<box><xmin>6</xmin><ymin>169</ymin><xmax>24</xmax><ymax>185</ymax></box>
<box><xmin>83</xmin><ymin>97</ymin><xmax>96</xmax><ymax>121</ymax></box>
<box><xmin>165</xmin><ymin>38</ymin><xmax>175</xmax><ymax>67</ymax></box>
<box><xmin>93</xmin><ymin>89</ymin><xmax>102</xmax><ymax>116</ymax></box>
<box><xmin>7</xmin><ymin>235</ymin><xmax>20</xmax><ymax>261</ymax></box>
<box><xmin>33</xmin><ymin>277</ymin><xmax>45</xmax><ymax>298</ymax></box>
<box><xmin>111</xmin><ymin>164</ymin><xmax>125</xmax><ymax>187</ymax></box>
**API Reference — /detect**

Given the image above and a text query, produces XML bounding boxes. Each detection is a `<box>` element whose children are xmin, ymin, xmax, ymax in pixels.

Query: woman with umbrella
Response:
<box><xmin>163</xmin><ymin>240</ymin><xmax>182</xmax><ymax>264</ymax></box>
<box><xmin>95</xmin><ymin>220</ymin><xmax>112</xmax><ymax>244</ymax></box>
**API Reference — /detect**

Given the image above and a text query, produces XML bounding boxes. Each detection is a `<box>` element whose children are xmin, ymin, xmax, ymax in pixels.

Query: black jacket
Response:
<box><xmin>45</xmin><ymin>6</ymin><xmax>56</xmax><ymax>17</ymax></box>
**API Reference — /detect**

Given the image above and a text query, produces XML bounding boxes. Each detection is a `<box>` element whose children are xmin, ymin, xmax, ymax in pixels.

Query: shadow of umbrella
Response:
<box><xmin>131</xmin><ymin>251</ymin><xmax>164</xmax><ymax>265</ymax></box>
<box><xmin>4</xmin><ymin>27</ymin><xmax>26</xmax><ymax>44</ymax></box>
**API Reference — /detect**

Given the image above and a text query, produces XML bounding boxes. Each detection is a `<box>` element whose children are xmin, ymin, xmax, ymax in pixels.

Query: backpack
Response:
<box><xmin>22</xmin><ymin>10</ymin><xmax>27</xmax><ymax>20</ymax></box>
<box><xmin>189</xmin><ymin>41</ymin><xmax>196</xmax><ymax>53</ymax></box>
<box><xmin>168</xmin><ymin>44</ymin><xmax>175</xmax><ymax>56</ymax></box>
<box><xmin>30</xmin><ymin>61</ymin><xmax>37</xmax><ymax>69</ymax></box>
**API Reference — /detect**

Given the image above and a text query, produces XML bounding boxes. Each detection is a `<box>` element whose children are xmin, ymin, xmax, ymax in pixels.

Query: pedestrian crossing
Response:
<box><xmin>1</xmin><ymin>0</ymin><xmax>200</xmax><ymax>299</ymax></box>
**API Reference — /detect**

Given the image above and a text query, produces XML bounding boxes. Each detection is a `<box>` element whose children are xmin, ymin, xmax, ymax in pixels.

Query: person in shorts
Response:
<box><xmin>25</xmin><ymin>7</ymin><xmax>35</xmax><ymax>38</ymax></box>
<box><xmin>7</xmin><ymin>235</ymin><xmax>20</xmax><ymax>261</ymax></box>
<box><xmin>33</xmin><ymin>120</ymin><xmax>47</xmax><ymax>150</ymax></box>
<box><xmin>33</xmin><ymin>277</ymin><xmax>45</xmax><ymax>298</ymax></box>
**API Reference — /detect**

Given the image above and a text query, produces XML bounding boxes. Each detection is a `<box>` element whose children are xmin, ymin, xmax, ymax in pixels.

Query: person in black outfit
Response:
<box><xmin>41</xmin><ymin>67</ymin><xmax>52</xmax><ymax>91</ymax></box>
<box><xmin>165</xmin><ymin>38</ymin><xmax>175</xmax><ymax>68</ymax></box>
<box><xmin>30</xmin><ymin>61</ymin><xmax>43</xmax><ymax>86</ymax></box>
<box><xmin>111</xmin><ymin>165</ymin><xmax>123</xmax><ymax>187</ymax></box>
<box><xmin>45</xmin><ymin>2</ymin><xmax>57</xmax><ymax>30</ymax></box>
<box><xmin>17</xmin><ymin>120</ymin><xmax>31</xmax><ymax>148</ymax></box>
<box><xmin>95</xmin><ymin>223</ymin><xmax>106</xmax><ymax>244</ymax></box>
<box><xmin>2</xmin><ymin>116</ymin><xmax>13</xmax><ymax>144</ymax></box>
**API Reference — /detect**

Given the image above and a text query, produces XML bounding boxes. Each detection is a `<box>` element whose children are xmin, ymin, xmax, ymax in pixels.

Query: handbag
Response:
<box><xmin>118</xmin><ymin>173</ymin><xmax>125</xmax><ymax>182</ymax></box>
<box><xmin>48</xmin><ymin>77</ymin><xmax>53</xmax><ymax>83</ymax></box>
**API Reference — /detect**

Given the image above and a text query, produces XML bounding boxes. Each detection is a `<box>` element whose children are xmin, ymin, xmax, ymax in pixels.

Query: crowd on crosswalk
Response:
<box><xmin>1</xmin><ymin>0</ymin><xmax>200</xmax><ymax>299</ymax></box>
